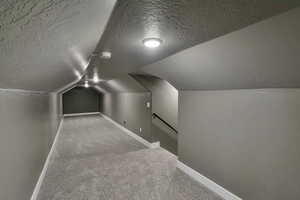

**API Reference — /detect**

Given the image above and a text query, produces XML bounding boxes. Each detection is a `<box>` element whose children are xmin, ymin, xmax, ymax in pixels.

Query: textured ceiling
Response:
<box><xmin>89</xmin><ymin>0</ymin><xmax>300</xmax><ymax>80</ymax></box>
<box><xmin>0</xmin><ymin>0</ymin><xmax>116</xmax><ymax>92</ymax></box>
<box><xmin>141</xmin><ymin>7</ymin><xmax>300</xmax><ymax>90</ymax></box>
<box><xmin>93</xmin><ymin>75</ymin><xmax>147</xmax><ymax>94</ymax></box>
<box><xmin>1</xmin><ymin>0</ymin><xmax>300</xmax><ymax>92</ymax></box>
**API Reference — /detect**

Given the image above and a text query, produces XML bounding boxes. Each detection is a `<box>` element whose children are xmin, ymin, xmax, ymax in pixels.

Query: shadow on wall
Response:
<box><xmin>132</xmin><ymin>74</ymin><xmax>179</xmax><ymax>155</ymax></box>
<box><xmin>98</xmin><ymin>91</ymin><xmax>152</xmax><ymax>142</ymax></box>
<box><xmin>151</xmin><ymin>122</ymin><xmax>177</xmax><ymax>155</ymax></box>
<box><xmin>95</xmin><ymin>74</ymin><xmax>179</xmax><ymax>155</ymax></box>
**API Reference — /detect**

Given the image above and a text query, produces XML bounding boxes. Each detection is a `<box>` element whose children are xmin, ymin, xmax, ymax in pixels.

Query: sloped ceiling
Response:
<box><xmin>132</xmin><ymin>74</ymin><xmax>175</xmax><ymax>93</ymax></box>
<box><xmin>93</xmin><ymin>74</ymin><xmax>147</xmax><ymax>94</ymax></box>
<box><xmin>0</xmin><ymin>0</ymin><xmax>116</xmax><ymax>92</ymax></box>
<box><xmin>89</xmin><ymin>0</ymin><xmax>300</xmax><ymax>80</ymax></box>
<box><xmin>1</xmin><ymin>0</ymin><xmax>300</xmax><ymax>92</ymax></box>
<box><xmin>140</xmin><ymin>7</ymin><xmax>300</xmax><ymax>90</ymax></box>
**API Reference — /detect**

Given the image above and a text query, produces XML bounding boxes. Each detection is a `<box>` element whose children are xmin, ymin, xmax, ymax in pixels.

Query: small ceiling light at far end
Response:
<box><xmin>84</xmin><ymin>81</ymin><xmax>89</xmax><ymax>88</ymax></box>
<box><xmin>143</xmin><ymin>38</ymin><xmax>162</xmax><ymax>48</ymax></box>
<box><xmin>100</xmin><ymin>51</ymin><xmax>112</xmax><ymax>59</ymax></box>
<box><xmin>93</xmin><ymin>76</ymin><xmax>100</xmax><ymax>83</ymax></box>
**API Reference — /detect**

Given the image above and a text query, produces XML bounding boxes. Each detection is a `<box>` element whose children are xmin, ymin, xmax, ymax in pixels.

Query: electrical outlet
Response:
<box><xmin>146</xmin><ymin>102</ymin><xmax>151</xmax><ymax>108</ymax></box>
<box><xmin>139</xmin><ymin>128</ymin><xmax>142</xmax><ymax>132</ymax></box>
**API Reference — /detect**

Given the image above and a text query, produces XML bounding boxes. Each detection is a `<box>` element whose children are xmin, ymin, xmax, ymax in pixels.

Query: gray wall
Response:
<box><xmin>179</xmin><ymin>89</ymin><xmax>300</xmax><ymax>200</ymax></box>
<box><xmin>0</xmin><ymin>90</ymin><xmax>61</xmax><ymax>200</ymax></box>
<box><xmin>151</xmin><ymin>123</ymin><xmax>177</xmax><ymax>155</ymax></box>
<box><xmin>99</xmin><ymin>92</ymin><xmax>152</xmax><ymax>142</ymax></box>
<box><xmin>49</xmin><ymin>93</ymin><xmax>63</xmax><ymax>141</ymax></box>
<box><xmin>63</xmin><ymin>87</ymin><xmax>100</xmax><ymax>114</ymax></box>
<box><xmin>133</xmin><ymin>75</ymin><xmax>178</xmax><ymax>129</ymax></box>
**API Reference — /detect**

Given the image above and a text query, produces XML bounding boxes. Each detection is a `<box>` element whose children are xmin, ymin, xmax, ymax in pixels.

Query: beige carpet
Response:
<box><xmin>37</xmin><ymin>115</ymin><xmax>223</xmax><ymax>200</ymax></box>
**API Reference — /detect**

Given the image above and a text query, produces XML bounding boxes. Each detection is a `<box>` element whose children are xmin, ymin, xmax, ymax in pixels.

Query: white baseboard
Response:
<box><xmin>31</xmin><ymin>112</ymin><xmax>240</xmax><ymax>200</ymax></box>
<box><xmin>30</xmin><ymin>119</ymin><xmax>64</xmax><ymax>200</ymax></box>
<box><xmin>177</xmin><ymin>160</ymin><xmax>242</xmax><ymax>200</ymax></box>
<box><xmin>99</xmin><ymin>113</ymin><xmax>159</xmax><ymax>149</ymax></box>
<box><xmin>64</xmin><ymin>112</ymin><xmax>100</xmax><ymax>117</ymax></box>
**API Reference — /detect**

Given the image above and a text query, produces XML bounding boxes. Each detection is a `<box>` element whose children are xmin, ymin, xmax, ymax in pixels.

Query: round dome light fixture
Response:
<box><xmin>84</xmin><ymin>81</ymin><xmax>89</xmax><ymax>88</ymax></box>
<box><xmin>100</xmin><ymin>51</ymin><xmax>112</xmax><ymax>59</ymax></box>
<box><xmin>143</xmin><ymin>38</ymin><xmax>162</xmax><ymax>48</ymax></box>
<box><xmin>93</xmin><ymin>76</ymin><xmax>100</xmax><ymax>83</ymax></box>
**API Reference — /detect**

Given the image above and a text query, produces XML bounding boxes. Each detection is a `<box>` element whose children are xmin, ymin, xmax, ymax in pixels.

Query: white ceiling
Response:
<box><xmin>94</xmin><ymin>75</ymin><xmax>148</xmax><ymax>94</ymax></box>
<box><xmin>1</xmin><ymin>1</ymin><xmax>299</xmax><ymax>92</ymax></box>
<box><xmin>89</xmin><ymin>0</ymin><xmax>300</xmax><ymax>81</ymax></box>
<box><xmin>0</xmin><ymin>0</ymin><xmax>116</xmax><ymax>92</ymax></box>
<box><xmin>141</xmin><ymin>7</ymin><xmax>300</xmax><ymax>90</ymax></box>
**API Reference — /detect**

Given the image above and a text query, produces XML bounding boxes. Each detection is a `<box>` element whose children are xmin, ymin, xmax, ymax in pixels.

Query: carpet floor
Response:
<box><xmin>37</xmin><ymin>115</ymin><xmax>223</xmax><ymax>200</ymax></box>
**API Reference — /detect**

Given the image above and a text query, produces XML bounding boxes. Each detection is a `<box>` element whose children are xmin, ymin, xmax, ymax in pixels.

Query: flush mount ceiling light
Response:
<box><xmin>93</xmin><ymin>76</ymin><xmax>100</xmax><ymax>83</ymax></box>
<box><xmin>93</xmin><ymin>75</ymin><xmax>103</xmax><ymax>83</ymax></box>
<box><xmin>100</xmin><ymin>51</ymin><xmax>112</xmax><ymax>59</ymax></box>
<box><xmin>84</xmin><ymin>81</ymin><xmax>89</xmax><ymax>88</ymax></box>
<box><xmin>143</xmin><ymin>38</ymin><xmax>162</xmax><ymax>48</ymax></box>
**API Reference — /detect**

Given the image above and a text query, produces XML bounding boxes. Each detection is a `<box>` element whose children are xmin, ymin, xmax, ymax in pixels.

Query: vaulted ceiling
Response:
<box><xmin>141</xmin><ymin>7</ymin><xmax>300</xmax><ymax>90</ymax></box>
<box><xmin>94</xmin><ymin>74</ymin><xmax>148</xmax><ymax>94</ymax></box>
<box><xmin>1</xmin><ymin>0</ymin><xmax>300</xmax><ymax>92</ymax></box>
<box><xmin>0</xmin><ymin>0</ymin><xmax>115</xmax><ymax>92</ymax></box>
<box><xmin>89</xmin><ymin>0</ymin><xmax>300</xmax><ymax>81</ymax></box>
